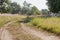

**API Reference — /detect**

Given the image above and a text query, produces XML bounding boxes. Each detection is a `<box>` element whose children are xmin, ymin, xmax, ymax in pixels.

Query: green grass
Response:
<box><xmin>28</xmin><ymin>17</ymin><xmax>60</xmax><ymax>35</ymax></box>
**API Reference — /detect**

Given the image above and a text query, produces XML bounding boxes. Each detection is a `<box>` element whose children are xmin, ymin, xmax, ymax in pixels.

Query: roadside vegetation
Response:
<box><xmin>0</xmin><ymin>0</ymin><xmax>60</xmax><ymax>40</ymax></box>
<box><xmin>7</xmin><ymin>20</ymin><xmax>41</xmax><ymax>40</ymax></box>
<box><xmin>27</xmin><ymin>17</ymin><xmax>60</xmax><ymax>35</ymax></box>
<box><xmin>0</xmin><ymin>16</ymin><xmax>11</xmax><ymax>27</ymax></box>
<box><xmin>0</xmin><ymin>15</ymin><xmax>21</xmax><ymax>27</ymax></box>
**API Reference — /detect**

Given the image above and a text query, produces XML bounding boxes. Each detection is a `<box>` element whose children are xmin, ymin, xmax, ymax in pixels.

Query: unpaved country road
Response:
<box><xmin>0</xmin><ymin>28</ymin><xmax>13</xmax><ymax>40</ymax></box>
<box><xmin>0</xmin><ymin>21</ymin><xmax>15</xmax><ymax>40</ymax></box>
<box><xmin>21</xmin><ymin>23</ymin><xmax>60</xmax><ymax>40</ymax></box>
<box><xmin>0</xmin><ymin>21</ymin><xmax>60</xmax><ymax>40</ymax></box>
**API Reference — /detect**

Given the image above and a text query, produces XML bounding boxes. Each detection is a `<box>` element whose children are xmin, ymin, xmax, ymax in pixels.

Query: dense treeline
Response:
<box><xmin>1</xmin><ymin>0</ymin><xmax>60</xmax><ymax>16</ymax></box>
<box><xmin>47</xmin><ymin>0</ymin><xmax>60</xmax><ymax>13</ymax></box>
<box><xmin>0</xmin><ymin>0</ymin><xmax>12</xmax><ymax>13</ymax></box>
<box><xmin>0</xmin><ymin>0</ymin><xmax>40</xmax><ymax>15</ymax></box>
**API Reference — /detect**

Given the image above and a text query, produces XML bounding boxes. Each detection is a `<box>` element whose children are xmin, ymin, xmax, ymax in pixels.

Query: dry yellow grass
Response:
<box><xmin>0</xmin><ymin>15</ymin><xmax>21</xmax><ymax>27</ymax></box>
<box><xmin>29</xmin><ymin>17</ymin><xmax>60</xmax><ymax>35</ymax></box>
<box><xmin>0</xmin><ymin>14</ymin><xmax>41</xmax><ymax>40</ymax></box>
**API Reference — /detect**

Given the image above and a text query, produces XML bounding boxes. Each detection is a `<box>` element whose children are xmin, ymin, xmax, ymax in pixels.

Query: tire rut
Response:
<box><xmin>21</xmin><ymin>23</ymin><xmax>60</xmax><ymax>40</ymax></box>
<box><xmin>0</xmin><ymin>21</ymin><xmax>15</xmax><ymax>40</ymax></box>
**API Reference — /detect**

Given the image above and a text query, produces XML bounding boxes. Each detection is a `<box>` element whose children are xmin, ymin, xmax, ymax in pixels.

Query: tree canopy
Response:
<box><xmin>11</xmin><ymin>2</ymin><xmax>21</xmax><ymax>14</ymax></box>
<box><xmin>21</xmin><ymin>1</ymin><xmax>40</xmax><ymax>15</ymax></box>
<box><xmin>31</xmin><ymin>6</ymin><xmax>40</xmax><ymax>15</ymax></box>
<box><xmin>47</xmin><ymin>0</ymin><xmax>60</xmax><ymax>13</ymax></box>
<box><xmin>0</xmin><ymin>0</ymin><xmax>12</xmax><ymax>13</ymax></box>
<box><xmin>0</xmin><ymin>0</ymin><xmax>41</xmax><ymax>15</ymax></box>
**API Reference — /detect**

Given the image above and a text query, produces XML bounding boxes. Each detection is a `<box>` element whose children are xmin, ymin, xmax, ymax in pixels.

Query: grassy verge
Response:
<box><xmin>0</xmin><ymin>15</ymin><xmax>21</xmax><ymax>27</ymax></box>
<box><xmin>27</xmin><ymin>17</ymin><xmax>60</xmax><ymax>35</ymax></box>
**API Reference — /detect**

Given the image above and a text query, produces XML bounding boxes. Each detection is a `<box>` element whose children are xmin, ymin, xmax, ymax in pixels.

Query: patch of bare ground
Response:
<box><xmin>7</xmin><ymin>23</ymin><xmax>41</xmax><ymax>40</ymax></box>
<box><xmin>0</xmin><ymin>21</ymin><xmax>15</xmax><ymax>40</ymax></box>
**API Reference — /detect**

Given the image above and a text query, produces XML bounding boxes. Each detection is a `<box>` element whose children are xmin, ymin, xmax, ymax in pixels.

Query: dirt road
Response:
<box><xmin>0</xmin><ymin>28</ymin><xmax>13</xmax><ymax>40</ymax></box>
<box><xmin>0</xmin><ymin>21</ymin><xmax>14</xmax><ymax>40</ymax></box>
<box><xmin>0</xmin><ymin>21</ymin><xmax>60</xmax><ymax>40</ymax></box>
<box><xmin>21</xmin><ymin>23</ymin><xmax>60</xmax><ymax>40</ymax></box>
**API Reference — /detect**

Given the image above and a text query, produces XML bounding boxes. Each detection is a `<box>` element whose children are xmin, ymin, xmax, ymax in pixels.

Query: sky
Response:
<box><xmin>11</xmin><ymin>0</ymin><xmax>48</xmax><ymax>10</ymax></box>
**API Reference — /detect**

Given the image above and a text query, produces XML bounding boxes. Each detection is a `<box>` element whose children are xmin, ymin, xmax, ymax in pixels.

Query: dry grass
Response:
<box><xmin>0</xmin><ymin>15</ymin><xmax>21</xmax><ymax>27</ymax></box>
<box><xmin>28</xmin><ymin>17</ymin><xmax>60</xmax><ymax>35</ymax></box>
<box><xmin>0</xmin><ymin>14</ymin><xmax>41</xmax><ymax>40</ymax></box>
<box><xmin>6</xmin><ymin>21</ymin><xmax>41</xmax><ymax>40</ymax></box>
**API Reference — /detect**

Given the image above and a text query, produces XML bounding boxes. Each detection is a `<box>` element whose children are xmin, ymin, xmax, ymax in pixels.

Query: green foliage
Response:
<box><xmin>31</xmin><ymin>6</ymin><xmax>40</xmax><ymax>15</ymax></box>
<box><xmin>47</xmin><ymin>0</ymin><xmax>60</xmax><ymax>13</ymax></box>
<box><xmin>21</xmin><ymin>1</ymin><xmax>40</xmax><ymax>15</ymax></box>
<box><xmin>11</xmin><ymin>2</ymin><xmax>21</xmax><ymax>14</ymax></box>
<box><xmin>41</xmin><ymin>9</ymin><xmax>49</xmax><ymax>15</ymax></box>
<box><xmin>0</xmin><ymin>0</ymin><xmax>12</xmax><ymax>13</ymax></box>
<box><xmin>21</xmin><ymin>1</ymin><xmax>32</xmax><ymax>15</ymax></box>
<box><xmin>0</xmin><ymin>0</ymin><xmax>40</xmax><ymax>15</ymax></box>
<box><xmin>21</xmin><ymin>7</ymin><xmax>28</xmax><ymax>14</ymax></box>
<box><xmin>29</xmin><ymin>17</ymin><xmax>60</xmax><ymax>35</ymax></box>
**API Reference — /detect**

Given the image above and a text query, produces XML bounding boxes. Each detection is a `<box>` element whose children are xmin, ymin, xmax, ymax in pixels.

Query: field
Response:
<box><xmin>28</xmin><ymin>17</ymin><xmax>60</xmax><ymax>35</ymax></box>
<box><xmin>0</xmin><ymin>14</ymin><xmax>21</xmax><ymax>27</ymax></box>
<box><xmin>0</xmin><ymin>14</ymin><xmax>60</xmax><ymax>40</ymax></box>
<box><xmin>0</xmin><ymin>14</ymin><xmax>42</xmax><ymax>40</ymax></box>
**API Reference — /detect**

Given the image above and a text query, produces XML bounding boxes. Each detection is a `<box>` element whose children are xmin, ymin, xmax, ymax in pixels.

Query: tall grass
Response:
<box><xmin>0</xmin><ymin>15</ymin><xmax>21</xmax><ymax>27</ymax></box>
<box><xmin>29</xmin><ymin>17</ymin><xmax>60</xmax><ymax>35</ymax></box>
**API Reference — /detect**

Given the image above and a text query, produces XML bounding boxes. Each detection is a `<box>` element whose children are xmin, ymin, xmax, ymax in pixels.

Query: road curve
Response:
<box><xmin>21</xmin><ymin>23</ymin><xmax>60</xmax><ymax>40</ymax></box>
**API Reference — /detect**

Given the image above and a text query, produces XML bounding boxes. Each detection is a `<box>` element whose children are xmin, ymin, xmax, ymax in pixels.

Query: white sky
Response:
<box><xmin>11</xmin><ymin>0</ymin><xmax>48</xmax><ymax>10</ymax></box>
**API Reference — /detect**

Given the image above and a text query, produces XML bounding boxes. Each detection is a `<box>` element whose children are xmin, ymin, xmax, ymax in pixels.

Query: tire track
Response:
<box><xmin>21</xmin><ymin>23</ymin><xmax>60</xmax><ymax>40</ymax></box>
<box><xmin>0</xmin><ymin>21</ymin><xmax>15</xmax><ymax>40</ymax></box>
